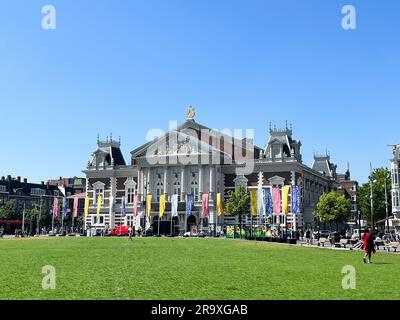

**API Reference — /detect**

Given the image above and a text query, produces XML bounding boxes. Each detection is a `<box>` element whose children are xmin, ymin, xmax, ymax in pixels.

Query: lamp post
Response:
<box><xmin>369</xmin><ymin>164</ymin><xmax>375</xmax><ymax>230</ymax></box>
<box><xmin>143</xmin><ymin>176</ymin><xmax>149</xmax><ymax>234</ymax></box>
<box><xmin>384</xmin><ymin>174</ymin><xmax>389</xmax><ymax>233</ymax></box>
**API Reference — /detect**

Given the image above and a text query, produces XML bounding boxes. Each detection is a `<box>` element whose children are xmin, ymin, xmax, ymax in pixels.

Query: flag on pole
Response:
<box><xmin>251</xmin><ymin>190</ymin><xmax>258</xmax><ymax>217</ymax></box>
<box><xmin>63</xmin><ymin>197</ymin><xmax>69</xmax><ymax>218</ymax></box>
<box><xmin>186</xmin><ymin>193</ymin><xmax>194</xmax><ymax>216</ymax></box>
<box><xmin>202</xmin><ymin>193</ymin><xmax>209</xmax><ymax>217</ymax></box>
<box><xmin>52</xmin><ymin>197</ymin><xmax>59</xmax><ymax>219</ymax></box>
<box><xmin>257</xmin><ymin>188</ymin><xmax>265</xmax><ymax>218</ymax></box>
<box><xmin>146</xmin><ymin>194</ymin><xmax>152</xmax><ymax>217</ymax></box>
<box><xmin>265</xmin><ymin>189</ymin><xmax>273</xmax><ymax>216</ymax></box>
<box><xmin>121</xmin><ymin>195</ymin><xmax>126</xmax><ymax>218</ymax></box>
<box><xmin>273</xmin><ymin>187</ymin><xmax>281</xmax><ymax>215</ymax></box>
<box><xmin>217</xmin><ymin>193</ymin><xmax>224</xmax><ymax>217</ymax></box>
<box><xmin>84</xmin><ymin>196</ymin><xmax>90</xmax><ymax>218</ymax></box>
<box><xmin>159</xmin><ymin>194</ymin><xmax>166</xmax><ymax>218</ymax></box>
<box><xmin>291</xmin><ymin>186</ymin><xmax>301</xmax><ymax>214</ymax></box>
<box><xmin>73</xmin><ymin>196</ymin><xmax>79</xmax><ymax>218</ymax></box>
<box><xmin>97</xmin><ymin>194</ymin><xmax>103</xmax><ymax>218</ymax></box>
<box><xmin>282</xmin><ymin>186</ymin><xmax>290</xmax><ymax>215</ymax></box>
<box><xmin>171</xmin><ymin>194</ymin><xmax>178</xmax><ymax>217</ymax></box>
<box><xmin>134</xmin><ymin>194</ymin><xmax>139</xmax><ymax>217</ymax></box>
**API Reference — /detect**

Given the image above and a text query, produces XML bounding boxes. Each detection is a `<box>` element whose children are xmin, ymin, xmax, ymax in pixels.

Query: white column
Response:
<box><xmin>181</xmin><ymin>167</ymin><xmax>186</xmax><ymax>200</ymax></box>
<box><xmin>199</xmin><ymin>165</ymin><xmax>203</xmax><ymax>197</ymax></box>
<box><xmin>109</xmin><ymin>177</ymin><xmax>116</xmax><ymax>229</ymax></box>
<box><xmin>164</xmin><ymin>167</ymin><xmax>168</xmax><ymax>195</ymax></box>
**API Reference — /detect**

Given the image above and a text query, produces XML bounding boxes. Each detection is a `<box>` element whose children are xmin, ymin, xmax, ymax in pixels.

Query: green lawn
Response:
<box><xmin>0</xmin><ymin>237</ymin><xmax>399</xmax><ymax>300</ymax></box>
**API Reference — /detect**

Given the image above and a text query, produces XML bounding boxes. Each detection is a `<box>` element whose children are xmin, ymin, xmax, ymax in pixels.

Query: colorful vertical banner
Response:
<box><xmin>84</xmin><ymin>196</ymin><xmax>90</xmax><ymax>218</ymax></box>
<box><xmin>52</xmin><ymin>197</ymin><xmax>59</xmax><ymax>219</ymax></box>
<box><xmin>202</xmin><ymin>193</ymin><xmax>209</xmax><ymax>217</ymax></box>
<box><xmin>217</xmin><ymin>193</ymin><xmax>224</xmax><ymax>217</ymax></box>
<box><xmin>159</xmin><ymin>194</ymin><xmax>166</xmax><ymax>218</ymax></box>
<box><xmin>134</xmin><ymin>194</ymin><xmax>139</xmax><ymax>217</ymax></box>
<box><xmin>146</xmin><ymin>194</ymin><xmax>152</xmax><ymax>217</ymax></box>
<box><xmin>265</xmin><ymin>189</ymin><xmax>273</xmax><ymax>216</ymax></box>
<box><xmin>257</xmin><ymin>188</ymin><xmax>265</xmax><ymax>218</ymax></box>
<box><xmin>273</xmin><ymin>187</ymin><xmax>281</xmax><ymax>215</ymax></box>
<box><xmin>121</xmin><ymin>195</ymin><xmax>126</xmax><ymax>218</ymax></box>
<box><xmin>282</xmin><ymin>186</ymin><xmax>290</xmax><ymax>215</ymax></box>
<box><xmin>73</xmin><ymin>196</ymin><xmax>79</xmax><ymax>218</ymax></box>
<box><xmin>63</xmin><ymin>197</ymin><xmax>69</xmax><ymax>218</ymax></box>
<box><xmin>186</xmin><ymin>193</ymin><xmax>194</xmax><ymax>216</ymax></box>
<box><xmin>97</xmin><ymin>194</ymin><xmax>103</xmax><ymax>218</ymax></box>
<box><xmin>171</xmin><ymin>194</ymin><xmax>179</xmax><ymax>217</ymax></box>
<box><xmin>291</xmin><ymin>186</ymin><xmax>301</xmax><ymax>214</ymax></box>
<box><xmin>251</xmin><ymin>190</ymin><xmax>258</xmax><ymax>217</ymax></box>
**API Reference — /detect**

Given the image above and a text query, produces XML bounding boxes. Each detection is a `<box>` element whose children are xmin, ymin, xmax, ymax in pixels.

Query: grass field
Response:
<box><xmin>0</xmin><ymin>237</ymin><xmax>399</xmax><ymax>300</ymax></box>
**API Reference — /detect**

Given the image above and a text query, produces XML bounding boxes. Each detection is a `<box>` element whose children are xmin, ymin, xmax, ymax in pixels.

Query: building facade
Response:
<box><xmin>83</xmin><ymin>110</ymin><xmax>343</xmax><ymax>234</ymax></box>
<box><xmin>390</xmin><ymin>145</ymin><xmax>400</xmax><ymax>228</ymax></box>
<box><xmin>337</xmin><ymin>165</ymin><xmax>359</xmax><ymax>228</ymax></box>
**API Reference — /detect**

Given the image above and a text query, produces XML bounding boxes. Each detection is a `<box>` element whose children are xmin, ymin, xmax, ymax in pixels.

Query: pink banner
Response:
<box><xmin>273</xmin><ymin>187</ymin><xmax>281</xmax><ymax>215</ymax></box>
<box><xmin>52</xmin><ymin>197</ymin><xmax>59</xmax><ymax>219</ymax></box>
<box><xmin>134</xmin><ymin>194</ymin><xmax>139</xmax><ymax>217</ymax></box>
<box><xmin>202</xmin><ymin>193</ymin><xmax>209</xmax><ymax>217</ymax></box>
<box><xmin>73</xmin><ymin>196</ymin><xmax>79</xmax><ymax>218</ymax></box>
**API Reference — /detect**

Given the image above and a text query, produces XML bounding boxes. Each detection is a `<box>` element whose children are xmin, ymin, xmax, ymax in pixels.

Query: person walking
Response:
<box><xmin>305</xmin><ymin>228</ymin><xmax>311</xmax><ymax>245</ymax></box>
<box><xmin>362</xmin><ymin>228</ymin><xmax>376</xmax><ymax>264</ymax></box>
<box><xmin>128</xmin><ymin>225</ymin><xmax>133</xmax><ymax>241</ymax></box>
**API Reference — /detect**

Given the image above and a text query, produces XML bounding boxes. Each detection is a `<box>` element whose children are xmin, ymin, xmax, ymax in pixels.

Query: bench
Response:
<box><xmin>386</xmin><ymin>242</ymin><xmax>400</xmax><ymax>252</ymax></box>
<box><xmin>374</xmin><ymin>240</ymin><xmax>386</xmax><ymax>251</ymax></box>
<box><xmin>318</xmin><ymin>238</ymin><xmax>328</xmax><ymax>247</ymax></box>
<box><xmin>339</xmin><ymin>239</ymin><xmax>349</xmax><ymax>248</ymax></box>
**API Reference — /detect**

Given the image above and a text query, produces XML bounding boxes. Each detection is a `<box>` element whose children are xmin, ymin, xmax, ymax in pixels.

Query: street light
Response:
<box><xmin>384</xmin><ymin>174</ymin><xmax>389</xmax><ymax>233</ymax></box>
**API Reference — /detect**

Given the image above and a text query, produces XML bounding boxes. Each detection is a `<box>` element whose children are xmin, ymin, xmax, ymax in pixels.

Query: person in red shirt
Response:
<box><xmin>362</xmin><ymin>228</ymin><xmax>376</xmax><ymax>264</ymax></box>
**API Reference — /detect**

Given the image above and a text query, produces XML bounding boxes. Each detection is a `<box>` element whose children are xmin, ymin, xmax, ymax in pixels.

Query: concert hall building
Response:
<box><xmin>83</xmin><ymin>109</ymin><xmax>341</xmax><ymax>233</ymax></box>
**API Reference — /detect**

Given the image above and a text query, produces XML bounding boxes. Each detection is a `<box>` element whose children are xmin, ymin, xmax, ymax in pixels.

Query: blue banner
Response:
<box><xmin>186</xmin><ymin>193</ymin><xmax>194</xmax><ymax>216</ymax></box>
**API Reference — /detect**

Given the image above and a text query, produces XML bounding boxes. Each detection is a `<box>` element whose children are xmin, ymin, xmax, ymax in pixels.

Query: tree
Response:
<box><xmin>225</xmin><ymin>185</ymin><xmax>250</xmax><ymax>239</ymax></box>
<box><xmin>357</xmin><ymin>167</ymin><xmax>391</xmax><ymax>225</ymax></box>
<box><xmin>315</xmin><ymin>191</ymin><xmax>351</xmax><ymax>230</ymax></box>
<box><xmin>0</xmin><ymin>199</ymin><xmax>21</xmax><ymax>220</ymax></box>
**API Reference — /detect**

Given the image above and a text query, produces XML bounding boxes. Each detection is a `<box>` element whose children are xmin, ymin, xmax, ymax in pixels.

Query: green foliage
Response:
<box><xmin>225</xmin><ymin>185</ymin><xmax>250</xmax><ymax>217</ymax></box>
<box><xmin>315</xmin><ymin>191</ymin><xmax>351</xmax><ymax>223</ymax></box>
<box><xmin>357</xmin><ymin>167</ymin><xmax>391</xmax><ymax>223</ymax></box>
<box><xmin>0</xmin><ymin>199</ymin><xmax>21</xmax><ymax>220</ymax></box>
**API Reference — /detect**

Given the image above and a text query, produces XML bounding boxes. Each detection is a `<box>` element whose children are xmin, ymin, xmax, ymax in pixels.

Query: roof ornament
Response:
<box><xmin>187</xmin><ymin>105</ymin><xmax>196</xmax><ymax>120</ymax></box>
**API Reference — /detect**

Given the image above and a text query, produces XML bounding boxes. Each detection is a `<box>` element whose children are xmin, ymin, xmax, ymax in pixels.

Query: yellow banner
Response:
<box><xmin>97</xmin><ymin>195</ymin><xmax>102</xmax><ymax>218</ymax></box>
<box><xmin>217</xmin><ymin>193</ymin><xmax>224</xmax><ymax>216</ymax></box>
<box><xmin>251</xmin><ymin>190</ymin><xmax>258</xmax><ymax>217</ymax></box>
<box><xmin>282</xmin><ymin>186</ymin><xmax>290</xmax><ymax>215</ymax></box>
<box><xmin>159</xmin><ymin>194</ymin><xmax>166</xmax><ymax>218</ymax></box>
<box><xmin>84</xmin><ymin>196</ymin><xmax>90</xmax><ymax>218</ymax></box>
<box><xmin>146</xmin><ymin>194</ymin><xmax>152</xmax><ymax>217</ymax></box>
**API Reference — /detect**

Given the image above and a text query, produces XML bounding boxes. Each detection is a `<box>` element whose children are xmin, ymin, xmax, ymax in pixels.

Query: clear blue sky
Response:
<box><xmin>1</xmin><ymin>0</ymin><xmax>399</xmax><ymax>184</ymax></box>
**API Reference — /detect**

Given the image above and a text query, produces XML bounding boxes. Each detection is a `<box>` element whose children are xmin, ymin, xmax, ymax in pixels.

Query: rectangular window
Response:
<box><xmin>0</xmin><ymin>185</ymin><xmax>6</xmax><ymax>193</ymax></box>
<box><xmin>94</xmin><ymin>188</ymin><xmax>104</xmax><ymax>204</ymax></box>
<box><xmin>127</xmin><ymin>188</ymin><xmax>135</xmax><ymax>204</ymax></box>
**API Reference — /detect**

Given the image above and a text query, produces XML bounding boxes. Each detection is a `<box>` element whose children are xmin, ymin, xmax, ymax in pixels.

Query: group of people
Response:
<box><xmin>128</xmin><ymin>225</ymin><xmax>142</xmax><ymax>240</ymax></box>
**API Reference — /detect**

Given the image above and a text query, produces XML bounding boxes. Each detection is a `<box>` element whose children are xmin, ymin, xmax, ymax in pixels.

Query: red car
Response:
<box><xmin>109</xmin><ymin>226</ymin><xmax>129</xmax><ymax>237</ymax></box>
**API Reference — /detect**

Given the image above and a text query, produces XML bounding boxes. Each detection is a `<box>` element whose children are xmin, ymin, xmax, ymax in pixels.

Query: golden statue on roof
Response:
<box><xmin>186</xmin><ymin>105</ymin><xmax>196</xmax><ymax>120</ymax></box>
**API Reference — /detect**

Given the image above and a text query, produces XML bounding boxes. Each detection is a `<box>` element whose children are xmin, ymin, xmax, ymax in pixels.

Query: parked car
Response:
<box><xmin>109</xmin><ymin>226</ymin><xmax>129</xmax><ymax>237</ymax></box>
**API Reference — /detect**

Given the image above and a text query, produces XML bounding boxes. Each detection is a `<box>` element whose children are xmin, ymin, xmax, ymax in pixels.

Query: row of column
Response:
<box><xmin>137</xmin><ymin>165</ymin><xmax>217</xmax><ymax>201</ymax></box>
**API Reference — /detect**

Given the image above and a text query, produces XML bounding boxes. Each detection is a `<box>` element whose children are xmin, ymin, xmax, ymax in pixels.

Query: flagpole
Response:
<box><xmin>22</xmin><ymin>203</ymin><xmax>26</xmax><ymax>236</ymax></box>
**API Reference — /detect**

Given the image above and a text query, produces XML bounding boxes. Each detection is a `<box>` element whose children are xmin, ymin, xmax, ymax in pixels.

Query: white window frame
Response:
<box><xmin>93</xmin><ymin>181</ymin><xmax>105</xmax><ymax>204</ymax></box>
